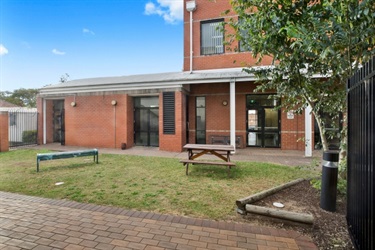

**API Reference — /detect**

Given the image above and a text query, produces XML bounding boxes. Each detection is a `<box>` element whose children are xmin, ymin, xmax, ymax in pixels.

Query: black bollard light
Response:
<box><xmin>320</xmin><ymin>150</ymin><xmax>339</xmax><ymax>212</ymax></box>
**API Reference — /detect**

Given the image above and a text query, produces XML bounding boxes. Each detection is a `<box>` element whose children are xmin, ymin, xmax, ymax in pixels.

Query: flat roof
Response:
<box><xmin>39</xmin><ymin>68</ymin><xmax>257</xmax><ymax>96</ymax></box>
<box><xmin>39</xmin><ymin>67</ymin><xmax>327</xmax><ymax>96</ymax></box>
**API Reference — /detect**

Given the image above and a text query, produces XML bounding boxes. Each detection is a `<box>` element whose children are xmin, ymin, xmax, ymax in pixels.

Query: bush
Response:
<box><xmin>22</xmin><ymin>130</ymin><xmax>37</xmax><ymax>143</ymax></box>
<box><xmin>311</xmin><ymin>177</ymin><xmax>347</xmax><ymax>196</ymax></box>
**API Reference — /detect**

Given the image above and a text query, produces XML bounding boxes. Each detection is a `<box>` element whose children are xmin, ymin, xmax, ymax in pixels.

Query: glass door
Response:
<box><xmin>134</xmin><ymin>97</ymin><xmax>159</xmax><ymax>147</ymax></box>
<box><xmin>246</xmin><ymin>95</ymin><xmax>280</xmax><ymax>148</ymax></box>
<box><xmin>264</xmin><ymin>108</ymin><xmax>279</xmax><ymax>147</ymax></box>
<box><xmin>247</xmin><ymin>109</ymin><xmax>262</xmax><ymax>146</ymax></box>
<box><xmin>53</xmin><ymin>100</ymin><xmax>65</xmax><ymax>144</ymax></box>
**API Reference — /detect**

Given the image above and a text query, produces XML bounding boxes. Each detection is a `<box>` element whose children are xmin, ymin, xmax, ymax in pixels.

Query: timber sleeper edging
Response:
<box><xmin>236</xmin><ymin>178</ymin><xmax>314</xmax><ymax>224</ymax></box>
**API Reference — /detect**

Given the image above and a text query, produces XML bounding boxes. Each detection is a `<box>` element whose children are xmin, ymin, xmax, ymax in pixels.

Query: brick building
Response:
<box><xmin>37</xmin><ymin>0</ymin><xmax>315</xmax><ymax>153</ymax></box>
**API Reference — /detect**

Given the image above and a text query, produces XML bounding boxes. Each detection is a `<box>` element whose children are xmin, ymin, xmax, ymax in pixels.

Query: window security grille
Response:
<box><xmin>163</xmin><ymin>92</ymin><xmax>175</xmax><ymax>134</ymax></box>
<box><xmin>201</xmin><ymin>20</ymin><xmax>224</xmax><ymax>55</ymax></box>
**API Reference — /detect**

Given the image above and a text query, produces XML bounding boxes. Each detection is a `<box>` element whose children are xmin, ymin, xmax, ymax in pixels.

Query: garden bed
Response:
<box><xmin>241</xmin><ymin>180</ymin><xmax>354</xmax><ymax>249</ymax></box>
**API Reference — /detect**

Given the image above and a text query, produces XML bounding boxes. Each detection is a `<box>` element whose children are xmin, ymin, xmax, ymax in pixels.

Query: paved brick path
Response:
<box><xmin>0</xmin><ymin>192</ymin><xmax>318</xmax><ymax>250</ymax></box>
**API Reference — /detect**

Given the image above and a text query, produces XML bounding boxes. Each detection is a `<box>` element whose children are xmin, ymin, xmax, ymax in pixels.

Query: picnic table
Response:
<box><xmin>179</xmin><ymin>144</ymin><xmax>236</xmax><ymax>176</ymax></box>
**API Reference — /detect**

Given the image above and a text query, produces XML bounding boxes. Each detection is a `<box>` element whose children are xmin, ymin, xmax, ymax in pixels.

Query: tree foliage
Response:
<box><xmin>228</xmin><ymin>0</ymin><xmax>375</xmax><ymax>152</ymax></box>
<box><xmin>0</xmin><ymin>88</ymin><xmax>39</xmax><ymax>108</ymax></box>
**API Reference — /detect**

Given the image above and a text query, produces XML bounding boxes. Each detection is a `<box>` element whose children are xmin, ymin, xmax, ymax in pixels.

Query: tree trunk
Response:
<box><xmin>312</xmin><ymin>110</ymin><xmax>329</xmax><ymax>151</ymax></box>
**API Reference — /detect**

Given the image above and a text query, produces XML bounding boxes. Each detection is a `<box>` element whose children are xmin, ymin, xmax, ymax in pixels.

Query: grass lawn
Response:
<box><xmin>0</xmin><ymin>149</ymin><xmax>315</xmax><ymax>220</ymax></box>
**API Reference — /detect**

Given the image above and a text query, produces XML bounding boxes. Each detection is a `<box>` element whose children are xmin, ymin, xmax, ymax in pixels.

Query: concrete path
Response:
<box><xmin>0</xmin><ymin>191</ymin><xmax>318</xmax><ymax>250</ymax></box>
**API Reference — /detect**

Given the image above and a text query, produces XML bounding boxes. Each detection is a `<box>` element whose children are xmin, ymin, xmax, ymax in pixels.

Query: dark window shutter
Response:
<box><xmin>163</xmin><ymin>92</ymin><xmax>175</xmax><ymax>134</ymax></box>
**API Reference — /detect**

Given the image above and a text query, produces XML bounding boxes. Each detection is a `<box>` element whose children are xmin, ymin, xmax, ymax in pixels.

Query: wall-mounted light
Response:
<box><xmin>111</xmin><ymin>100</ymin><xmax>117</xmax><ymax>106</ymax></box>
<box><xmin>186</xmin><ymin>0</ymin><xmax>197</xmax><ymax>12</ymax></box>
<box><xmin>222</xmin><ymin>100</ymin><xmax>228</xmax><ymax>106</ymax></box>
<box><xmin>70</xmin><ymin>102</ymin><xmax>76</xmax><ymax>107</ymax></box>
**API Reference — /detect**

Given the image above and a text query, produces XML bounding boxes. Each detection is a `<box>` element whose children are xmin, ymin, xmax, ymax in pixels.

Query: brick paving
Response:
<box><xmin>0</xmin><ymin>191</ymin><xmax>318</xmax><ymax>250</ymax></box>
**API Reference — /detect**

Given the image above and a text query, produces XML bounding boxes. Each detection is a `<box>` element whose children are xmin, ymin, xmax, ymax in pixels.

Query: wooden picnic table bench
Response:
<box><xmin>36</xmin><ymin>149</ymin><xmax>98</xmax><ymax>172</ymax></box>
<box><xmin>180</xmin><ymin>144</ymin><xmax>235</xmax><ymax>177</ymax></box>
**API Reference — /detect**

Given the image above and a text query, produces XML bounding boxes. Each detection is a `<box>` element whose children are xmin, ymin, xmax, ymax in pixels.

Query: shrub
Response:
<box><xmin>22</xmin><ymin>130</ymin><xmax>37</xmax><ymax>143</ymax></box>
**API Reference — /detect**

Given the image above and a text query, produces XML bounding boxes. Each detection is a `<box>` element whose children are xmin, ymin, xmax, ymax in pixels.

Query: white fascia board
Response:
<box><xmin>0</xmin><ymin>107</ymin><xmax>37</xmax><ymax>112</ymax></box>
<box><xmin>39</xmin><ymin>76</ymin><xmax>257</xmax><ymax>97</ymax></box>
<box><xmin>38</xmin><ymin>71</ymin><xmax>327</xmax><ymax>97</ymax></box>
<box><xmin>39</xmin><ymin>83</ymin><xmax>186</xmax><ymax>96</ymax></box>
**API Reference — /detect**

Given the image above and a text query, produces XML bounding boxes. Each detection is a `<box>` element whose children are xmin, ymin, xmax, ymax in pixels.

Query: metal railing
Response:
<box><xmin>347</xmin><ymin>56</ymin><xmax>375</xmax><ymax>250</ymax></box>
<box><xmin>8</xmin><ymin>109</ymin><xmax>38</xmax><ymax>148</ymax></box>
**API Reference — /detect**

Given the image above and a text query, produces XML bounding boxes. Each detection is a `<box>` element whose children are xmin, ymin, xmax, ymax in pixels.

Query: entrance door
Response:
<box><xmin>53</xmin><ymin>100</ymin><xmax>65</xmax><ymax>145</ymax></box>
<box><xmin>134</xmin><ymin>97</ymin><xmax>159</xmax><ymax>147</ymax></box>
<box><xmin>246</xmin><ymin>94</ymin><xmax>280</xmax><ymax>147</ymax></box>
<box><xmin>247</xmin><ymin>108</ymin><xmax>279</xmax><ymax>147</ymax></box>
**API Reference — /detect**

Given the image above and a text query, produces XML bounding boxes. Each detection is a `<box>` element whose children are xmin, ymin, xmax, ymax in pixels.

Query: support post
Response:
<box><xmin>230</xmin><ymin>79</ymin><xmax>236</xmax><ymax>151</ymax></box>
<box><xmin>305</xmin><ymin>104</ymin><xmax>312</xmax><ymax>157</ymax></box>
<box><xmin>43</xmin><ymin>98</ymin><xmax>46</xmax><ymax>144</ymax></box>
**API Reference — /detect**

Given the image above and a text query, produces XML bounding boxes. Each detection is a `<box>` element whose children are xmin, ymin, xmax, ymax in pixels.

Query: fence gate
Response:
<box><xmin>8</xmin><ymin>109</ymin><xmax>38</xmax><ymax>148</ymax></box>
<box><xmin>347</xmin><ymin>56</ymin><xmax>375</xmax><ymax>250</ymax></box>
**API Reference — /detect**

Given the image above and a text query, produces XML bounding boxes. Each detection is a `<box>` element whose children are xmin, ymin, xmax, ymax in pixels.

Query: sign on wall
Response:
<box><xmin>287</xmin><ymin>110</ymin><xmax>295</xmax><ymax>119</ymax></box>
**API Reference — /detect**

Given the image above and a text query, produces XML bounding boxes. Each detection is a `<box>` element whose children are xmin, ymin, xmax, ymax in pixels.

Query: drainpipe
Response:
<box><xmin>230</xmin><ymin>79</ymin><xmax>236</xmax><ymax>152</ymax></box>
<box><xmin>43</xmin><ymin>98</ymin><xmax>46</xmax><ymax>144</ymax></box>
<box><xmin>186</xmin><ymin>1</ymin><xmax>197</xmax><ymax>73</ymax></box>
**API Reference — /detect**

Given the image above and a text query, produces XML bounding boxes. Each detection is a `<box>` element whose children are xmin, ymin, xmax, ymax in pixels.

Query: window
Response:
<box><xmin>201</xmin><ymin>19</ymin><xmax>224</xmax><ymax>55</ymax></box>
<box><xmin>238</xmin><ymin>18</ymin><xmax>251</xmax><ymax>52</ymax></box>
<box><xmin>196</xmin><ymin>97</ymin><xmax>206</xmax><ymax>144</ymax></box>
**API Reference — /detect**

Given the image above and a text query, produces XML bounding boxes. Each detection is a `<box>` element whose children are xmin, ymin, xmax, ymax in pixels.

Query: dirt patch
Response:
<box><xmin>241</xmin><ymin>180</ymin><xmax>354</xmax><ymax>249</ymax></box>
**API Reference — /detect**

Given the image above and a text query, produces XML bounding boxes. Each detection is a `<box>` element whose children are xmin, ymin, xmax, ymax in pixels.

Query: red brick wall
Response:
<box><xmin>0</xmin><ymin>111</ymin><xmax>9</xmax><ymax>152</ymax></box>
<box><xmin>63</xmin><ymin>94</ymin><xmax>129</xmax><ymax>149</ymax></box>
<box><xmin>281</xmin><ymin>108</ymin><xmax>315</xmax><ymax>150</ymax></box>
<box><xmin>188</xmin><ymin>82</ymin><xmax>312</xmax><ymax>150</ymax></box>
<box><xmin>159</xmin><ymin>92</ymin><xmax>186</xmax><ymax>152</ymax></box>
<box><xmin>183</xmin><ymin>0</ymin><xmax>273</xmax><ymax>71</ymax></box>
<box><xmin>188</xmin><ymin>82</ymin><xmax>257</xmax><ymax>148</ymax></box>
<box><xmin>39</xmin><ymin>92</ymin><xmax>188</xmax><ymax>151</ymax></box>
<box><xmin>37</xmin><ymin>88</ymin><xmax>312</xmax><ymax>151</ymax></box>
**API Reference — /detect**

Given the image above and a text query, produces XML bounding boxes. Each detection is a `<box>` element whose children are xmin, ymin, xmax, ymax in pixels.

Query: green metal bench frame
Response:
<box><xmin>36</xmin><ymin>149</ymin><xmax>99</xmax><ymax>172</ymax></box>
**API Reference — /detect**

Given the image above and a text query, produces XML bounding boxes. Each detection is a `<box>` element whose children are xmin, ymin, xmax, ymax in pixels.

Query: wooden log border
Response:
<box><xmin>236</xmin><ymin>178</ymin><xmax>305</xmax><ymax>210</ymax></box>
<box><xmin>236</xmin><ymin>178</ymin><xmax>314</xmax><ymax>224</ymax></box>
<box><xmin>245</xmin><ymin>204</ymin><xmax>314</xmax><ymax>224</ymax></box>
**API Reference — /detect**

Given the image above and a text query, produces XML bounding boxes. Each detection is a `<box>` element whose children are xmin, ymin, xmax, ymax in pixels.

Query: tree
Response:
<box><xmin>0</xmin><ymin>88</ymin><xmax>39</xmax><ymax>108</ymax></box>
<box><xmin>228</xmin><ymin>0</ymin><xmax>375</xmax><ymax>157</ymax></box>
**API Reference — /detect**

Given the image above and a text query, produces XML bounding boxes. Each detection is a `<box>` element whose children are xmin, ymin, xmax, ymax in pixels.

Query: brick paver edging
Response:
<box><xmin>0</xmin><ymin>191</ymin><xmax>318</xmax><ymax>249</ymax></box>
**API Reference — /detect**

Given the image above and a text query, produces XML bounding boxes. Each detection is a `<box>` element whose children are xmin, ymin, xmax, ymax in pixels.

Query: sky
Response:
<box><xmin>0</xmin><ymin>0</ymin><xmax>184</xmax><ymax>92</ymax></box>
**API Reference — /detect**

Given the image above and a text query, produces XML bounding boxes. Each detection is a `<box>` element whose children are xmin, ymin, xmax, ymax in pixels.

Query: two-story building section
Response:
<box><xmin>37</xmin><ymin>0</ymin><xmax>314</xmax><ymax>152</ymax></box>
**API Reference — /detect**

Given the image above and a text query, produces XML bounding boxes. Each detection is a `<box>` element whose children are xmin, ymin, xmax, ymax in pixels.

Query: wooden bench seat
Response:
<box><xmin>36</xmin><ymin>149</ymin><xmax>98</xmax><ymax>172</ymax></box>
<box><xmin>179</xmin><ymin>159</ymin><xmax>235</xmax><ymax>176</ymax></box>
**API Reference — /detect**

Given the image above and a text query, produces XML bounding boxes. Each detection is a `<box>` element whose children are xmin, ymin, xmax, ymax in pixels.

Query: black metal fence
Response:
<box><xmin>347</xmin><ymin>56</ymin><xmax>375</xmax><ymax>250</ymax></box>
<box><xmin>8</xmin><ymin>109</ymin><xmax>38</xmax><ymax>148</ymax></box>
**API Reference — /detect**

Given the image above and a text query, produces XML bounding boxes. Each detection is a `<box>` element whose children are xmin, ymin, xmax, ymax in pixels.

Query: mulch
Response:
<box><xmin>241</xmin><ymin>180</ymin><xmax>354</xmax><ymax>249</ymax></box>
